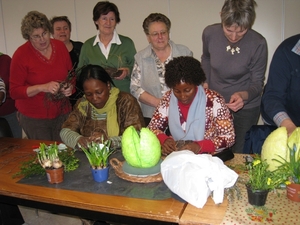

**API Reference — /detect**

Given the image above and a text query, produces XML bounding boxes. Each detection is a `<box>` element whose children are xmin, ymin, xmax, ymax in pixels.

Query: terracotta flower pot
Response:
<box><xmin>46</xmin><ymin>167</ymin><xmax>64</xmax><ymax>184</ymax></box>
<box><xmin>246</xmin><ymin>185</ymin><xmax>269</xmax><ymax>206</ymax></box>
<box><xmin>91</xmin><ymin>166</ymin><xmax>109</xmax><ymax>183</ymax></box>
<box><xmin>287</xmin><ymin>183</ymin><xmax>300</xmax><ymax>202</ymax></box>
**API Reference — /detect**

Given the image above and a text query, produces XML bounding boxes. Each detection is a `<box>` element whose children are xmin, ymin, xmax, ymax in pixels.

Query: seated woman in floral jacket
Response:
<box><xmin>60</xmin><ymin>64</ymin><xmax>145</xmax><ymax>149</ymax></box>
<box><xmin>148</xmin><ymin>56</ymin><xmax>235</xmax><ymax>156</ymax></box>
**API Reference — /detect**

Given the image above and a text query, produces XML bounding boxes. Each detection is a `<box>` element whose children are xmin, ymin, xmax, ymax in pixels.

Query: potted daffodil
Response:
<box><xmin>273</xmin><ymin>143</ymin><xmax>300</xmax><ymax>202</ymax></box>
<box><xmin>79</xmin><ymin>138</ymin><xmax>115</xmax><ymax>182</ymax></box>
<box><xmin>246</xmin><ymin>155</ymin><xmax>284</xmax><ymax>206</ymax></box>
<box><xmin>37</xmin><ymin>142</ymin><xmax>64</xmax><ymax>184</ymax></box>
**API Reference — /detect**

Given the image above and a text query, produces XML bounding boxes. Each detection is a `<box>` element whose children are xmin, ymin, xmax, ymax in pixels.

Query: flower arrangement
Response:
<box><xmin>79</xmin><ymin>138</ymin><xmax>115</xmax><ymax>169</ymax></box>
<box><xmin>37</xmin><ymin>142</ymin><xmax>63</xmax><ymax>169</ymax></box>
<box><xmin>273</xmin><ymin>144</ymin><xmax>300</xmax><ymax>185</ymax></box>
<box><xmin>246</xmin><ymin>155</ymin><xmax>285</xmax><ymax>191</ymax></box>
<box><xmin>13</xmin><ymin>143</ymin><xmax>79</xmax><ymax>178</ymax></box>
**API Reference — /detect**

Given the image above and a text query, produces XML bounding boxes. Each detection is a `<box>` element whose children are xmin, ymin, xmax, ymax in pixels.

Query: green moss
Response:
<box><xmin>13</xmin><ymin>149</ymin><xmax>79</xmax><ymax>178</ymax></box>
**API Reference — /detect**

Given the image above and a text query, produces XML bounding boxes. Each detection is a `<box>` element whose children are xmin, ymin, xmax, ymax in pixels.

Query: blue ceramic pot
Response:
<box><xmin>91</xmin><ymin>166</ymin><xmax>109</xmax><ymax>182</ymax></box>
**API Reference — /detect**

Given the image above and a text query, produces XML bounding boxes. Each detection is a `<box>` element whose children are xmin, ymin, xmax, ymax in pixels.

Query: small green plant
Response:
<box><xmin>13</xmin><ymin>143</ymin><xmax>79</xmax><ymax>178</ymax></box>
<box><xmin>37</xmin><ymin>142</ymin><xmax>63</xmax><ymax>169</ymax></box>
<box><xmin>79</xmin><ymin>138</ymin><xmax>114</xmax><ymax>169</ymax></box>
<box><xmin>273</xmin><ymin>144</ymin><xmax>300</xmax><ymax>184</ymax></box>
<box><xmin>246</xmin><ymin>155</ymin><xmax>285</xmax><ymax>191</ymax></box>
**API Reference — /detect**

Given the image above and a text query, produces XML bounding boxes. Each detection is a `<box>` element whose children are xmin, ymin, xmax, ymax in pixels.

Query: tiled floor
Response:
<box><xmin>19</xmin><ymin>206</ymin><xmax>84</xmax><ymax>225</ymax></box>
<box><xmin>19</xmin><ymin>206</ymin><xmax>125</xmax><ymax>225</ymax></box>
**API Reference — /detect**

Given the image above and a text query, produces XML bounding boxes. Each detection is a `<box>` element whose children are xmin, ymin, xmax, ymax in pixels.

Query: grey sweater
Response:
<box><xmin>201</xmin><ymin>24</ymin><xmax>267</xmax><ymax>109</ymax></box>
<box><xmin>132</xmin><ymin>40</ymin><xmax>192</xmax><ymax>118</ymax></box>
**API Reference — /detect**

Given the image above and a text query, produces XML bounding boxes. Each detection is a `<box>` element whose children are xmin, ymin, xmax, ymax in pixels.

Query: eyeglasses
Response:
<box><xmin>30</xmin><ymin>31</ymin><xmax>49</xmax><ymax>41</ymax></box>
<box><xmin>148</xmin><ymin>30</ymin><xmax>168</xmax><ymax>38</ymax></box>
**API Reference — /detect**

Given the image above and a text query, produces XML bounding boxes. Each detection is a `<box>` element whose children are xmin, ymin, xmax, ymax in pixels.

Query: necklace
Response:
<box><xmin>226</xmin><ymin>44</ymin><xmax>240</xmax><ymax>55</ymax></box>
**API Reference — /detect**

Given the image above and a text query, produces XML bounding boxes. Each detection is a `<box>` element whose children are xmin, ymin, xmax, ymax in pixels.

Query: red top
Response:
<box><xmin>156</xmin><ymin>100</ymin><xmax>215</xmax><ymax>153</ymax></box>
<box><xmin>10</xmin><ymin>39</ymin><xmax>72</xmax><ymax>119</ymax></box>
<box><xmin>0</xmin><ymin>54</ymin><xmax>17</xmax><ymax>116</ymax></box>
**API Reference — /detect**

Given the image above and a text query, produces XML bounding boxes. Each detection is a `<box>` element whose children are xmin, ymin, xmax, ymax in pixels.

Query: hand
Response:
<box><xmin>77</xmin><ymin>136</ymin><xmax>91</xmax><ymax>149</ymax></box>
<box><xmin>60</xmin><ymin>83</ymin><xmax>73</xmax><ymax>97</ymax></box>
<box><xmin>77</xmin><ymin>131</ymin><xmax>108</xmax><ymax>149</ymax></box>
<box><xmin>226</xmin><ymin>92</ymin><xmax>244</xmax><ymax>112</ymax></box>
<box><xmin>202</xmin><ymin>82</ymin><xmax>208</xmax><ymax>89</ymax></box>
<box><xmin>89</xmin><ymin>131</ymin><xmax>108</xmax><ymax>143</ymax></box>
<box><xmin>178</xmin><ymin>142</ymin><xmax>200</xmax><ymax>154</ymax></box>
<box><xmin>161</xmin><ymin>138</ymin><xmax>177</xmax><ymax>156</ymax></box>
<box><xmin>44</xmin><ymin>81</ymin><xmax>60</xmax><ymax>94</ymax></box>
<box><xmin>114</xmin><ymin>67</ymin><xmax>129</xmax><ymax>80</ymax></box>
<box><xmin>281</xmin><ymin>119</ymin><xmax>297</xmax><ymax>136</ymax></box>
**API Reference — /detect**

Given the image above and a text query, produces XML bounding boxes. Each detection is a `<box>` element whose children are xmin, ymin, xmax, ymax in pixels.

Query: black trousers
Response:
<box><xmin>0</xmin><ymin>203</ymin><xmax>24</xmax><ymax>225</ymax></box>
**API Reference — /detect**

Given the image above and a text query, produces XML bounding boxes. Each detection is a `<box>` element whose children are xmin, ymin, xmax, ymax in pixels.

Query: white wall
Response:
<box><xmin>0</xmin><ymin>0</ymin><xmax>300</xmax><ymax>123</ymax></box>
<box><xmin>0</xmin><ymin>0</ymin><xmax>299</xmax><ymax>124</ymax></box>
<box><xmin>1</xmin><ymin>0</ymin><xmax>300</xmax><ymax>59</ymax></box>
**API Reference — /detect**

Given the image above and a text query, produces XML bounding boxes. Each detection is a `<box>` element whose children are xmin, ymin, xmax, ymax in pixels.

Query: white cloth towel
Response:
<box><xmin>161</xmin><ymin>150</ymin><xmax>238</xmax><ymax>208</ymax></box>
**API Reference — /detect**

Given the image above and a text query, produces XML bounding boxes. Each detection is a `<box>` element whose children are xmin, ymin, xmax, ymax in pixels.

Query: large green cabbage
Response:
<box><xmin>121</xmin><ymin>126</ymin><xmax>161</xmax><ymax>168</ymax></box>
<box><xmin>287</xmin><ymin>127</ymin><xmax>300</xmax><ymax>161</ymax></box>
<box><xmin>261</xmin><ymin>127</ymin><xmax>300</xmax><ymax>171</ymax></box>
<box><xmin>261</xmin><ymin>127</ymin><xmax>287</xmax><ymax>171</ymax></box>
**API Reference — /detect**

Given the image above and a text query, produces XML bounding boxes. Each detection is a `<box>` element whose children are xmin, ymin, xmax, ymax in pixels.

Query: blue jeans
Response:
<box><xmin>231</xmin><ymin>106</ymin><xmax>260</xmax><ymax>153</ymax></box>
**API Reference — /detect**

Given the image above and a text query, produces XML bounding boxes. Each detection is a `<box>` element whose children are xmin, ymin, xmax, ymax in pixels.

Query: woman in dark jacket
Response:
<box><xmin>60</xmin><ymin>64</ymin><xmax>145</xmax><ymax>149</ymax></box>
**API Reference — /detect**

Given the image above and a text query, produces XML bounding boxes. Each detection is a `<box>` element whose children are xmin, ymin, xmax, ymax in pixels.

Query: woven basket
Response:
<box><xmin>110</xmin><ymin>158</ymin><xmax>163</xmax><ymax>183</ymax></box>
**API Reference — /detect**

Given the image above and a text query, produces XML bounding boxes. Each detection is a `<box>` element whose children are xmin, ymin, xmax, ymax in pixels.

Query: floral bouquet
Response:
<box><xmin>246</xmin><ymin>155</ymin><xmax>285</xmax><ymax>191</ymax></box>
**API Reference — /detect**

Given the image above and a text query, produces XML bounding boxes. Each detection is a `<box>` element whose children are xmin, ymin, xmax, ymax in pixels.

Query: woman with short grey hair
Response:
<box><xmin>201</xmin><ymin>0</ymin><xmax>267</xmax><ymax>153</ymax></box>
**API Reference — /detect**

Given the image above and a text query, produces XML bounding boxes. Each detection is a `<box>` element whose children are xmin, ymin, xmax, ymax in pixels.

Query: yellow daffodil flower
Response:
<box><xmin>253</xmin><ymin>160</ymin><xmax>261</xmax><ymax>166</ymax></box>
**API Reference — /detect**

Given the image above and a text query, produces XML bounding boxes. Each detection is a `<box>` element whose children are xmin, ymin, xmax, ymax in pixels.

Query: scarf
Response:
<box><xmin>78</xmin><ymin>87</ymin><xmax>120</xmax><ymax>137</ymax></box>
<box><xmin>168</xmin><ymin>85</ymin><xmax>206</xmax><ymax>141</ymax></box>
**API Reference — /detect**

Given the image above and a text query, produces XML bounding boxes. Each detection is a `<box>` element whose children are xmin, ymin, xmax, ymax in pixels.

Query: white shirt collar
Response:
<box><xmin>92</xmin><ymin>29</ymin><xmax>121</xmax><ymax>46</ymax></box>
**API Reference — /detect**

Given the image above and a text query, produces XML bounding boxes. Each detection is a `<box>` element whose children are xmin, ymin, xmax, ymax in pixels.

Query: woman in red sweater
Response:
<box><xmin>10</xmin><ymin>11</ymin><xmax>73</xmax><ymax>141</ymax></box>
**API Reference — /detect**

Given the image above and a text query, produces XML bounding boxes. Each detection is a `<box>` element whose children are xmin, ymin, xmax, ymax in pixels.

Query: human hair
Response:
<box><xmin>79</xmin><ymin>64</ymin><xmax>115</xmax><ymax>91</ymax></box>
<box><xmin>50</xmin><ymin>16</ymin><xmax>72</xmax><ymax>34</ymax></box>
<box><xmin>21</xmin><ymin>11</ymin><xmax>51</xmax><ymax>40</ymax></box>
<box><xmin>165</xmin><ymin>56</ymin><xmax>206</xmax><ymax>88</ymax></box>
<box><xmin>93</xmin><ymin>1</ymin><xmax>120</xmax><ymax>29</ymax></box>
<box><xmin>142</xmin><ymin>13</ymin><xmax>171</xmax><ymax>35</ymax></box>
<box><xmin>220</xmin><ymin>0</ymin><xmax>257</xmax><ymax>30</ymax></box>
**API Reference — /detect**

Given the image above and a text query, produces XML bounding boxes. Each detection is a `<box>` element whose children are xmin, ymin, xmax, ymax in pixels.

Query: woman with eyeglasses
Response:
<box><xmin>10</xmin><ymin>11</ymin><xmax>73</xmax><ymax>141</ymax></box>
<box><xmin>130</xmin><ymin>13</ymin><xmax>192</xmax><ymax>126</ymax></box>
<box><xmin>78</xmin><ymin>1</ymin><xmax>136</xmax><ymax>94</ymax></box>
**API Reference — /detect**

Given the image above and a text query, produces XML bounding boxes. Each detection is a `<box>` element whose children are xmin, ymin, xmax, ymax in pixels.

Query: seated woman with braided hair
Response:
<box><xmin>148</xmin><ymin>56</ymin><xmax>235</xmax><ymax>156</ymax></box>
<box><xmin>60</xmin><ymin>64</ymin><xmax>145</xmax><ymax>149</ymax></box>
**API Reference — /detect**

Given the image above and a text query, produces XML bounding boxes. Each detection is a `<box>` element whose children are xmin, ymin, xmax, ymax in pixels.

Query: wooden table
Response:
<box><xmin>180</xmin><ymin>154</ymin><xmax>300</xmax><ymax>225</ymax></box>
<box><xmin>0</xmin><ymin>138</ymin><xmax>184</xmax><ymax>224</ymax></box>
<box><xmin>0</xmin><ymin>137</ymin><xmax>232</xmax><ymax>225</ymax></box>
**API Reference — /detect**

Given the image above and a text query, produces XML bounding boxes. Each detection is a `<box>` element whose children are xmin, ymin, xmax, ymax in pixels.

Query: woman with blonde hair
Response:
<box><xmin>10</xmin><ymin>11</ymin><xmax>73</xmax><ymax>141</ymax></box>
